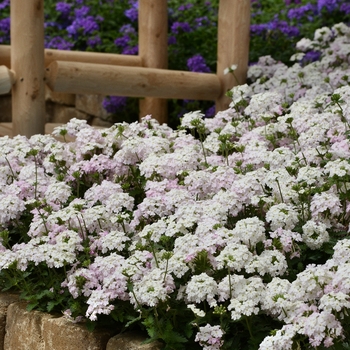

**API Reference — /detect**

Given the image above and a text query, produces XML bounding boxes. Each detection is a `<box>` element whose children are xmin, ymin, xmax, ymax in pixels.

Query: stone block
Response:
<box><xmin>42</xmin><ymin>317</ymin><xmax>113</xmax><ymax>350</ymax></box>
<box><xmin>75</xmin><ymin>94</ymin><xmax>110</xmax><ymax>119</ymax></box>
<box><xmin>90</xmin><ymin>117</ymin><xmax>113</xmax><ymax>128</ymax></box>
<box><xmin>0</xmin><ymin>94</ymin><xmax>12</xmax><ymax>122</ymax></box>
<box><xmin>45</xmin><ymin>86</ymin><xmax>75</xmax><ymax>106</ymax></box>
<box><xmin>106</xmin><ymin>332</ymin><xmax>162</xmax><ymax>350</ymax></box>
<box><xmin>4</xmin><ymin>302</ymin><xmax>51</xmax><ymax>350</ymax></box>
<box><xmin>0</xmin><ymin>293</ymin><xmax>19</xmax><ymax>350</ymax></box>
<box><xmin>45</xmin><ymin>101</ymin><xmax>54</xmax><ymax>123</ymax></box>
<box><xmin>50</xmin><ymin>104</ymin><xmax>91</xmax><ymax>124</ymax></box>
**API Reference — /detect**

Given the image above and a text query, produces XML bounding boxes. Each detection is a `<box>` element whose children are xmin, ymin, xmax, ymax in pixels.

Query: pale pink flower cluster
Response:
<box><xmin>195</xmin><ymin>324</ymin><xmax>224</xmax><ymax>350</ymax></box>
<box><xmin>0</xmin><ymin>22</ymin><xmax>350</xmax><ymax>350</ymax></box>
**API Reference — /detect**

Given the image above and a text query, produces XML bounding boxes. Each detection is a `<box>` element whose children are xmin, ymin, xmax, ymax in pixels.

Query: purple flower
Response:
<box><xmin>124</xmin><ymin>7</ymin><xmax>138</xmax><ymax>22</ymax></box>
<box><xmin>102</xmin><ymin>96</ymin><xmax>127</xmax><ymax>114</ymax></box>
<box><xmin>56</xmin><ymin>2</ymin><xmax>72</xmax><ymax>18</ymax></box>
<box><xmin>178</xmin><ymin>4</ymin><xmax>193</xmax><ymax>11</ymax></box>
<box><xmin>74</xmin><ymin>5</ymin><xmax>90</xmax><ymax>18</ymax></box>
<box><xmin>171</xmin><ymin>21</ymin><xmax>192</xmax><ymax>34</ymax></box>
<box><xmin>114</xmin><ymin>35</ymin><xmax>131</xmax><ymax>49</ymax></box>
<box><xmin>45</xmin><ymin>36</ymin><xmax>74</xmax><ymax>50</ymax></box>
<box><xmin>205</xmin><ymin>105</ymin><xmax>216</xmax><ymax>118</ymax></box>
<box><xmin>287</xmin><ymin>4</ymin><xmax>317</xmax><ymax>20</ymax></box>
<box><xmin>119</xmin><ymin>24</ymin><xmax>136</xmax><ymax>35</ymax></box>
<box><xmin>317</xmin><ymin>0</ymin><xmax>337</xmax><ymax>12</ymax></box>
<box><xmin>125</xmin><ymin>1</ymin><xmax>138</xmax><ymax>22</ymax></box>
<box><xmin>194</xmin><ymin>16</ymin><xmax>210</xmax><ymax>28</ymax></box>
<box><xmin>87</xmin><ymin>35</ymin><xmax>101</xmax><ymax>48</ymax></box>
<box><xmin>187</xmin><ymin>54</ymin><xmax>211</xmax><ymax>73</ymax></box>
<box><xmin>168</xmin><ymin>36</ymin><xmax>176</xmax><ymax>45</ymax></box>
<box><xmin>341</xmin><ymin>3</ymin><xmax>350</xmax><ymax>14</ymax></box>
<box><xmin>67</xmin><ymin>17</ymin><xmax>99</xmax><ymax>37</ymax></box>
<box><xmin>251</xmin><ymin>23</ymin><xmax>268</xmax><ymax>36</ymax></box>
<box><xmin>284</xmin><ymin>0</ymin><xmax>301</xmax><ymax>4</ymax></box>
<box><xmin>0</xmin><ymin>17</ymin><xmax>10</xmax><ymax>43</ymax></box>
<box><xmin>251</xmin><ymin>19</ymin><xmax>299</xmax><ymax>38</ymax></box>
<box><xmin>0</xmin><ymin>0</ymin><xmax>9</xmax><ymax>10</ymax></box>
<box><xmin>122</xmin><ymin>45</ymin><xmax>138</xmax><ymax>55</ymax></box>
<box><xmin>0</xmin><ymin>17</ymin><xmax>10</xmax><ymax>33</ymax></box>
<box><xmin>276</xmin><ymin>21</ymin><xmax>300</xmax><ymax>37</ymax></box>
<box><xmin>301</xmin><ymin>50</ymin><xmax>321</xmax><ymax>65</ymax></box>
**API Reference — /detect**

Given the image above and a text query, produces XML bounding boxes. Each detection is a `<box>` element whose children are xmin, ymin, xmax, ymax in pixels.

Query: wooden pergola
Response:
<box><xmin>0</xmin><ymin>0</ymin><xmax>250</xmax><ymax>137</ymax></box>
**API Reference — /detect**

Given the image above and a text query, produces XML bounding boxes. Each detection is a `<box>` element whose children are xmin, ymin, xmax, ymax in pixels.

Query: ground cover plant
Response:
<box><xmin>1</xmin><ymin>0</ymin><xmax>350</xmax><ymax>125</ymax></box>
<box><xmin>1</xmin><ymin>19</ymin><xmax>350</xmax><ymax>349</ymax></box>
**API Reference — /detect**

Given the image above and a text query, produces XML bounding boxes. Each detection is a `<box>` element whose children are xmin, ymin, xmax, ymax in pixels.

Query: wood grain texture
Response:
<box><xmin>216</xmin><ymin>0</ymin><xmax>251</xmax><ymax>111</ymax></box>
<box><xmin>138</xmin><ymin>0</ymin><xmax>168</xmax><ymax>123</ymax></box>
<box><xmin>45</xmin><ymin>61</ymin><xmax>221</xmax><ymax>101</ymax></box>
<box><xmin>11</xmin><ymin>0</ymin><xmax>46</xmax><ymax>137</ymax></box>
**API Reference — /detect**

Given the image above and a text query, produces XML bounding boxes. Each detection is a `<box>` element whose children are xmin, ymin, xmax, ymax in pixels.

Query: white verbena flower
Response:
<box><xmin>302</xmin><ymin>220</ymin><xmax>329</xmax><ymax>250</ymax></box>
<box><xmin>185</xmin><ymin>273</ymin><xmax>218</xmax><ymax>307</ymax></box>
<box><xmin>224</xmin><ymin>64</ymin><xmax>238</xmax><ymax>75</ymax></box>
<box><xmin>187</xmin><ymin>304</ymin><xmax>205</xmax><ymax>318</ymax></box>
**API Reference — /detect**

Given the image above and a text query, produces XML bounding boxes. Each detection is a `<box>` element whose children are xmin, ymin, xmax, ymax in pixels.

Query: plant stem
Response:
<box><xmin>245</xmin><ymin>316</ymin><xmax>253</xmax><ymax>339</ymax></box>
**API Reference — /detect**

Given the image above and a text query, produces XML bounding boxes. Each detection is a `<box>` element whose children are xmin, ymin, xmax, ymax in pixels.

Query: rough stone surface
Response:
<box><xmin>4</xmin><ymin>302</ymin><xmax>51</xmax><ymax>350</ymax></box>
<box><xmin>75</xmin><ymin>94</ymin><xmax>110</xmax><ymax>119</ymax></box>
<box><xmin>90</xmin><ymin>116</ymin><xmax>113</xmax><ymax>128</ymax></box>
<box><xmin>1</xmin><ymin>293</ymin><xmax>165</xmax><ymax>350</ymax></box>
<box><xmin>50</xmin><ymin>104</ymin><xmax>91</xmax><ymax>124</ymax></box>
<box><xmin>0</xmin><ymin>293</ymin><xmax>19</xmax><ymax>350</ymax></box>
<box><xmin>106</xmin><ymin>332</ymin><xmax>162</xmax><ymax>350</ymax></box>
<box><xmin>42</xmin><ymin>317</ymin><xmax>113</xmax><ymax>350</ymax></box>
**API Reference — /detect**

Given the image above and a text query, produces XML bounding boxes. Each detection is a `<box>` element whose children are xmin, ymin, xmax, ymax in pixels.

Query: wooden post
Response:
<box><xmin>0</xmin><ymin>65</ymin><xmax>16</xmax><ymax>95</ymax></box>
<box><xmin>138</xmin><ymin>0</ymin><xmax>168</xmax><ymax>123</ymax></box>
<box><xmin>45</xmin><ymin>61</ymin><xmax>221</xmax><ymax>100</ymax></box>
<box><xmin>11</xmin><ymin>0</ymin><xmax>45</xmax><ymax>137</ymax></box>
<box><xmin>216</xmin><ymin>0</ymin><xmax>250</xmax><ymax>112</ymax></box>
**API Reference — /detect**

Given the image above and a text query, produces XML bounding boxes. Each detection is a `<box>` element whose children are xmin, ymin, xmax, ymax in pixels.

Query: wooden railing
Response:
<box><xmin>0</xmin><ymin>0</ymin><xmax>250</xmax><ymax>137</ymax></box>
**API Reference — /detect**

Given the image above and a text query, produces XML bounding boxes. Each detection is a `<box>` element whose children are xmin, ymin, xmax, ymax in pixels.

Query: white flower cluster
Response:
<box><xmin>0</xmin><ymin>21</ymin><xmax>350</xmax><ymax>350</ymax></box>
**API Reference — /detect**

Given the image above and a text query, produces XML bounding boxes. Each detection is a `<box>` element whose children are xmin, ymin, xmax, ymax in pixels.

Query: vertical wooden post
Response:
<box><xmin>11</xmin><ymin>0</ymin><xmax>45</xmax><ymax>137</ymax></box>
<box><xmin>216</xmin><ymin>0</ymin><xmax>250</xmax><ymax>112</ymax></box>
<box><xmin>138</xmin><ymin>0</ymin><xmax>168</xmax><ymax>124</ymax></box>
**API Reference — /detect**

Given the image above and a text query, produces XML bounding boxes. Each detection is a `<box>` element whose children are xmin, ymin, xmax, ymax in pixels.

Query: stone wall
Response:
<box><xmin>0</xmin><ymin>293</ymin><xmax>161</xmax><ymax>350</ymax></box>
<box><xmin>0</xmin><ymin>88</ymin><xmax>114</xmax><ymax>128</ymax></box>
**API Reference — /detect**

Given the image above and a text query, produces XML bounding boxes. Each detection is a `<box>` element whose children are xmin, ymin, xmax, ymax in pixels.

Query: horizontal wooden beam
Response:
<box><xmin>0</xmin><ymin>65</ymin><xmax>16</xmax><ymax>95</ymax></box>
<box><xmin>45</xmin><ymin>123</ymin><xmax>106</xmax><ymax>141</ymax></box>
<box><xmin>0</xmin><ymin>45</ymin><xmax>142</xmax><ymax>68</ymax></box>
<box><xmin>0</xmin><ymin>122</ymin><xmax>106</xmax><ymax>139</ymax></box>
<box><xmin>0</xmin><ymin>122</ymin><xmax>13</xmax><ymax>137</ymax></box>
<box><xmin>45</xmin><ymin>61</ymin><xmax>221</xmax><ymax>100</ymax></box>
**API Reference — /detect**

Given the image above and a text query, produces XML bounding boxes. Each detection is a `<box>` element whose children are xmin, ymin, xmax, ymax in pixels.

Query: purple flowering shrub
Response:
<box><xmin>1</xmin><ymin>23</ymin><xmax>350</xmax><ymax>349</ymax></box>
<box><xmin>1</xmin><ymin>0</ymin><xmax>350</xmax><ymax>126</ymax></box>
<box><xmin>250</xmin><ymin>0</ymin><xmax>350</xmax><ymax>64</ymax></box>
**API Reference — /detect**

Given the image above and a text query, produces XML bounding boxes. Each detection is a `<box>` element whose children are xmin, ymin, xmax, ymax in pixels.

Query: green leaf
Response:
<box><xmin>85</xmin><ymin>319</ymin><xmax>97</xmax><ymax>332</ymax></box>
<box><xmin>26</xmin><ymin>302</ymin><xmax>39</xmax><ymax>312</ymax></box>
<box><xmin>162</xmin><ymin>320</ymin><xmax>188</xmax><ymax>344</ymax></box>
<box><xmin>47</xmin><ymin>301</ymin><xmax>58</xmax><ymax>313</ymax></box>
